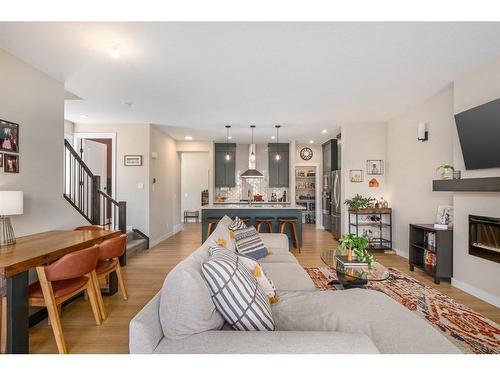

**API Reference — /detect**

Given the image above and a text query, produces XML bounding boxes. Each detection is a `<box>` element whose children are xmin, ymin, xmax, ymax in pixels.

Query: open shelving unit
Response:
<box><xmin>295</xmin><ymin>167</ymin><xmax>316</xmax><ymax>224</ymax></box>
<box><xmin>349</xmin><ymin>208</ymin><xmax>392</xmax><ymax>251</ymax></box>
<box><xmin>409</xmin><ymin>224</ymin><xmax>453</xmax><ymax>284</ymax></box>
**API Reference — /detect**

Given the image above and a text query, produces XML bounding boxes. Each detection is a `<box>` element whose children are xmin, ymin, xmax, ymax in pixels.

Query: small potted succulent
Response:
<box><xmin>436</xmin><ymin>164</ymin><xmax>454</xmax><ymax>180</ymax></box>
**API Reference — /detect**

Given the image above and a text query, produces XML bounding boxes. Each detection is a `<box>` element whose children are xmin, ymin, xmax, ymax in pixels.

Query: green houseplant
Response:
<box><xmin>338</xmin><ymin>233</ymin><xmax>374</xmax><ymax>267</ymax></box>
<box><xmin>344</xmin><ymin>194</ymin><xmax>376</xmax><ymax>211</ymax></box>
<box><xmin>436</xmin><ymin>164</ymin><xmax>454</xmax><ymax>180</ymax></box>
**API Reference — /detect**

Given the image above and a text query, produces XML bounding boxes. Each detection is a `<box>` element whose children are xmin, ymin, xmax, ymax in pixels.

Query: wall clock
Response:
<box><xmin>300</xmin><ymin>147</ymin><xmax>313</xmax><ymax>161</ymax></box>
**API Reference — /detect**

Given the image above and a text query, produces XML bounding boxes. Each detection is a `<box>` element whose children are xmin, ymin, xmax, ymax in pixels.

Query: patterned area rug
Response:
<box><xmin>304</xmin><ymin>266</ymin><xmax>500</xmax><ymax>354</ymax></box>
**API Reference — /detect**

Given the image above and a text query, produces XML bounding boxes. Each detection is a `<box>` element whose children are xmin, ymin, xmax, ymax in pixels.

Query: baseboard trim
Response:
<box><xmin>451</xmin><ymin>278</ymin><xmax>500</xmax><ymax>308</ymax></box>
<box><xmin>150</xmin><ymin>224</ymin><xmax>183</xmax><ymax>248</ymax></box>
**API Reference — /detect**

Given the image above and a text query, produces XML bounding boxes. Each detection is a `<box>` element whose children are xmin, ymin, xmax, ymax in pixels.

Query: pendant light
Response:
<box><xmin>224</xmin><ymin>125</ymin><xmax>231</xmax><ymax>161</ymax></box>
<box><xmin>275</xmin><ymin>125</ymin><xmax>281</xmax><ymax>161</ymax></box>
<box><xmin>241</xmin><ymin>125</ymin><xmax>264</xmax><ymax>179</ymax></box>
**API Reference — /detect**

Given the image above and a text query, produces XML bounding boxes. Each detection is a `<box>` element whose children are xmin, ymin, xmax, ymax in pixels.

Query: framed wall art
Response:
<box><xmin>4</xmin><ymin>153</ymin><xmax>19</xmax><ymax>173</ymax></box>
<box><xmin>349</xmin><ymin>169</ymin><xmax>363</xmax><ymax>182</ymax></box>
<box><xmin>367</xmin><ymin>160</ymin><xmax>384</xmax><ymax>175</ymax></box>
<box><xmin>0</xmin><ymin>119</ymin><xmax>19</xmax><ymax>153</ymax></box>
<box><xmin>124</xmin><ymin>155</ymin><xmax>143</xmax><ymax>166</ymax></box>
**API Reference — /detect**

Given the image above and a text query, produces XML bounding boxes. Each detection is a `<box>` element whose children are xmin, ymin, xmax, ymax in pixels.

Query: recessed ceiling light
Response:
<box><xmin>108</xmin><ymin>43</ymin><xmax>121</xmax><ymax>60</ymax></box>
<box><xmin>227</xmin><ymin>135</ymin><xmax>232</xmax><ymax>140</ymax></box>
<box><xmin>184</xmin><ymin>136</ymin><xmax>193</xmax><ymax>140</ymax></box>
<box><xmin>271</xmin><ymin>135</ymin><xmax>276</xmax><ymax>140</ymax></box>
<box><xmin>80</xmin><ymin>114</ymin><xmax>88</xmax><ymax>119</ymax></box>
<box><xmin>322</xmin><ymin>129</ymin><xmax>327</xmax><ymax>134</ymax></box>
<box><xmin>309</xmin><ymin>140</ymin><xmax>314</xmax><ymax>144</ymax></box>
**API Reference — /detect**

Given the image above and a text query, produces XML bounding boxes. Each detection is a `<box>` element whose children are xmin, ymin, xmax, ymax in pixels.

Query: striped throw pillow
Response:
<box><xmin>202</xmin><ymin>246</ymin><xmax>275</xmax><ymax>331</ymax></box>
<box><xmin>228</xmin><ymin>216</ymin><xmax>247</xmax><ymax>238</ymax></box>
<box><xmin>234</xmin><ymin>226</ymin><xmax>268</xmax><ymax>260</ymax></box>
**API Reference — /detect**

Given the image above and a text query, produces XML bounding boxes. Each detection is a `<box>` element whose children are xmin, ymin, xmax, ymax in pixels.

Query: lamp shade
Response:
<box><xmin>0</xmin><ymin>191</ymin><xmax>23</xmax><ymax>215</ymax></box>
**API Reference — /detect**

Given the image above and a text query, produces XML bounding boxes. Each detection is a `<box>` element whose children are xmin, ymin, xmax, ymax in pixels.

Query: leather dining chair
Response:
<box><xmin>95</xmin><ymin>234</ymin><xmax>128</xmax><ymax>312</ymax></box>
<box><xmin>28</xmin><ymin>245</ymin><xmax>103</xmax><ymax>354</ymax></box>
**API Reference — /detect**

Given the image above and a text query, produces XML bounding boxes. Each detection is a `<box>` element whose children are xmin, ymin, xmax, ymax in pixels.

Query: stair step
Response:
<box><xmin>126</xmin><ymin>238</ymin><xmax>148</xmax><ymax>256</ymax></box>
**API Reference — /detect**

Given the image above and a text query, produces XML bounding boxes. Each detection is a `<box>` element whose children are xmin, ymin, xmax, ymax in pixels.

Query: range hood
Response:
<box><xmin>241</xmin><ymin>143</ymin><xmax>264</xmax><ymax>179</ymax></box>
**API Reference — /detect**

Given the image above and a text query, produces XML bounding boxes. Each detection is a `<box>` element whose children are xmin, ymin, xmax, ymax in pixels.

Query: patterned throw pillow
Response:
<box><xmin>202</xmin><ymin>246</ymin><xmax>275</xmax><ymax>331</ymax></box>
<box><xmin>233</xmin><ymin>226</ymin><xmax>268</xmax><ymax>260</ymax></box>
<box><xmin>237</xmin><ymin>253</ymin><xmax>278</xmax><ymax>304</ymax></box>
<box><xmin>228</xmin><ymin>216</ymin><xmax>247</xmax><ymax>238</ymax></box>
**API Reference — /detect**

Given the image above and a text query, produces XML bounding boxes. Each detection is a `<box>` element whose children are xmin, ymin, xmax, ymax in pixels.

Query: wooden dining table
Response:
<box><xmin>0</xmin><ymin>229</ymin><xmax>121</xmax><ymax>354</ymax></box>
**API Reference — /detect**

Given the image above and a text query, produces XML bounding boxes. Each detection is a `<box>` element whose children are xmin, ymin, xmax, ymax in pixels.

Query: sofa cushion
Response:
<box><xmin>217</xmin><ymin>215</ymin><xmax>233</xmax><ymax>229</ymax></box>
<box><xmin>259</xmin><ymin>233</ymin><xmax>289</xmax><ymax>252</ymax></box>
<box><xmin>207</xmin><ymin>221</ymin><xmax>235</xmax><ymax>251</ymax></box>
<box><xmin>261</xmin><ymin>263</ymin><xmax>316</xmax><ymax>292</ymax></box>
<box><xmin>271</xmin><ymin>289</ymin><xmax>461</xmax><ymax>354</ymax></box>
<box><xmin>159</xmin><ymin>252</ymin><xmax>225</xmax><ymax>340</ymax></box>
<box><xmin>234</xmin><ymin>226</ymin><xmax>268</xmax><ymax>260</ymax></box>
<box><xmin>259</xmin><ymin>251</ymin><xmax>298</xmax><ymax>264</ymax></box>
<box><xmin>202</xmin><ymin>247</ymin><xmax>275</xmax><ymax>331</ymax></box>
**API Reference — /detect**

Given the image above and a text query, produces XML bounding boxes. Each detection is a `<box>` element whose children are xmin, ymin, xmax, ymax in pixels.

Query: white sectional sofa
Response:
<box><xmin>130</xmin><ymin>219</ymin><xmax>460</xmax><ymax>354</ymax></box>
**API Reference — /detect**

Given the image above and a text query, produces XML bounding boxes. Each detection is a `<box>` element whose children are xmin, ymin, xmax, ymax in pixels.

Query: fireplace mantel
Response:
<box><xmin>432</xmin><ymin>177</ymin><xmax>500</xmax><ymax>192</ymax></box>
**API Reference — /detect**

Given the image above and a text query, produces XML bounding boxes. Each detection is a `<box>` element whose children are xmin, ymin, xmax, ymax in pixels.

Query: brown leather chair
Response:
<box><xmin>74</xmin><ymin>225</ymin><xmax>104</xmax><ymax>231</ymax></box>
<box><xmin>28</xmin><ymin>245</ymin><xmax>103</xmax><ymax>354</ymax></box>
<box><xmin>95</xmin><ymin>234</ymin><xmax>128</xmax><ymax>308</ymax></box>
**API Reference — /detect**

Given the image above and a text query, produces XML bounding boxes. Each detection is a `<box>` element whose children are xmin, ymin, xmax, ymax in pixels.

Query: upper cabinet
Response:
<box><xmin>268</xmin><ymin>143</ymin><xmax>289</xmax><ymax>187</ymax></box>
<box><xmin>322</xmin><ymin>139</ymin><xmax>340</xmax><ymax>173</ymax></box>
<box><xmin>215</xmin><ymin>143</ymin><xmax>236</xmax><ymax>187</ymax></box>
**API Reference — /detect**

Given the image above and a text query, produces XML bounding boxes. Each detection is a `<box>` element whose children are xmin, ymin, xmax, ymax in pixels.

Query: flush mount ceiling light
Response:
<box><xmin>309</xmin><ymin>140</ymin><xmax>315</xmax><ymax>144</ymax></box>
<box><xmin>322</xmin><ymin>129</ymin><xmax>327</xmax><ymax>134</ymax></box>
<box><xmin>184</xmin><ymin>136</ymin><xmax>193</xmax><ymax>140</ymax></box>
<box><xmin>107</xmin><ymin>42</ymin><xmax>122</xmax><ymax>60</ymax></box>
<box><xmin>275</xmin><ymin>125</ymin><xmax>281</xmax><ymax>161</ymax></box>
<box><xmin>224</xmin><ymin>125</ymin><xmax>231</xmax><ymax>161</ymax></box>
<box><xmin>271</xmin><ymin>135</ymin><xmax>276</xmax><ymax>140</ymax></box>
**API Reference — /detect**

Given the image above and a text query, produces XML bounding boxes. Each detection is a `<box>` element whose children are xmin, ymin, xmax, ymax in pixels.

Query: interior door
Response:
<box><xmin>82</xmin><ymin>139</ymin><xmax>107</xmax><ymax>192</ymax></box>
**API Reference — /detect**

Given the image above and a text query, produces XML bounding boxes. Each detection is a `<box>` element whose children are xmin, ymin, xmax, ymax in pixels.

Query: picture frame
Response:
<box><xmin>435</xmin><ymin>205</ymin><xmax>453</xmax><ymax>229</ymax></box>
<box><xmin>4</xmin><ymin>153</ymin><xmax>19</xmax><ymax>173</ymax></box>
<box><xmin>0</xmin><ymin>119</ymin><xmax>19</xmax><ymax>153</ymax></box>
<box><xmin>349</xmin><ymin>169</ymin><xmax>363</xmax><ymax>182</ymax></box>
<box><xmin>366</xmin><ymin>160</ymin><xmax>384</xmax><ymax>175</ymax></box>
<box><xmin>124</xmin><ymin>155</ymin><xmax>143</xmax><ymax>166</ymax></box>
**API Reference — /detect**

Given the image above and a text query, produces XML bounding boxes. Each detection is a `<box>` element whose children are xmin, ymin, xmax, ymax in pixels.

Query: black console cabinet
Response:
<box><xmin>409</xmin><ymin>224</ymin><xmax>453</xmax><ymax>284</ymax></box>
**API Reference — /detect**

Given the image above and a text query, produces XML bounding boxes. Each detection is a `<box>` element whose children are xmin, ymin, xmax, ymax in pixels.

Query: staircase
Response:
<box><xmin>63</xmin><ymin>139</ymin><xmax>149</xmax><ymax>261</ymax></box>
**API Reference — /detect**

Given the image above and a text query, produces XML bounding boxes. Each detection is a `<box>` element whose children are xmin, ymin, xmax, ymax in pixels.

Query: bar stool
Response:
<box><xmin>74</xmin><ymin>225</ymin><xmax>104</xmax><ymax>231</ymax></box>
<box><xmin>278</xmin><ymin>217</ymin><xmax>301</xmax><ymax>253</ymax></box>
<box><xmin>206</xmin><ymin>217</ymin><xmax>222</xmax><ymax>237</ymax></box>
<box><xmin>28</xmin><ymin>245</ymin><xmax>103</xmax><ymax>354</ymax></box>
<box><xmin>94</xmin><ymin>234</ymin><xmax>128</xmax><ymax>320</ymax></box>
<box><xmin>256</xmin><ymin>217</ymin><xmax>274</xmax><ymax>233</ymax></box>
<box><xmin>238</xmin><ymin>217</ymin><xmax>251</xmax><ymax>227</ymax></box>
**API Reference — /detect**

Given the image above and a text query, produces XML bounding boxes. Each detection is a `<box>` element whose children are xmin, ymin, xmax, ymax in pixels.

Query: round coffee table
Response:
<box><xmin>320</xmin><ymin>249</ymin><xmax>390</xmax><ymax>288</ymax></box>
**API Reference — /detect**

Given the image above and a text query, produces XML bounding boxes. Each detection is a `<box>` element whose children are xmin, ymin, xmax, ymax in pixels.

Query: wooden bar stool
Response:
<box><xmin>238</xmin><ymin>217</ymin><xmax>251</xmax><ymax>227</ymax></box>
<box><xmin>256</xmin><ymin>217</ymin><xmax>274</xmax><ymax>233</ymax></box>
<box><xmin>278</xmin><ymin>217</ymin><xmax>301</xmax><ymax>253</ymax></box>
<box><xmin>206</xmin><ymin>217</ymin><xmax>222</xmax><ymax>237</ymax></box>
<box><xmin>94</xmin><ymin>234</ymin><xmax>128</xmax><ymax>320</ymax></box>
<box><xmin>28</xmin><ymin>245</ymin><xmax>103</xmax><ymax>354</ymax></box>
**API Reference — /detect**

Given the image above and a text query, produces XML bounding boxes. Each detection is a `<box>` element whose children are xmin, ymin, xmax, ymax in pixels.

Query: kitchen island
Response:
<box><xmin>201</xmin><ymin>204</ymin><xmax>305</xmax><ymax>246</ymax></box>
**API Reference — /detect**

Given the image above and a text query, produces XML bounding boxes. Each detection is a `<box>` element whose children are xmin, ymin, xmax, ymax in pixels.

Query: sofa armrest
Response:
<box><xmin>154</xmin><ymin>330</ymin><xmax>379</xmax><ymax>354</ymax></box>
<box><xmin>129</xmin><ymin>292</ymin><xmax>164</xmax><ymax>354</ymax></box>
<box><xmin>259</xmin><ymin>233</ymin><xmax>289</xmax><ymax>252</ymax></box>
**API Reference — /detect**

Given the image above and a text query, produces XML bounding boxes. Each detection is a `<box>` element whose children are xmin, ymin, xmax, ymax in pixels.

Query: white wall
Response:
<box><xmin>73</xmin><ymin>123</ymin><xmax>150</xmax><ymax>234</ymax></box>
<box><xmin>341</xmin><ymin>122</ymin><xmax>387</xmax><ymax>234</ymax></box>
<box><xmin>451</xmin><ymin>58</ymin><xmax>500</xmax><ymax>307</ymax></box>
<box><xmin>149</xmin><ymin>125</ymin><xmax>181</xmax><ymax>246</ymax></box>
<box><xmin>386</xmin><ymin>87</ymin><xmax>454</xmax><ymax>256</ymax></box>
<box><xmin>181</xmin><ymin>152</ymin><xmax>209</xmax><ymax>217</ymax></box>
<box><xmin>295</xmin><ymin>143</ymin><xmax>321</xmax><ymax>164</ymax></box>
<box><xmin>0</xmin><ymin>48</ymin><xmax>86</xmax><ymax>236</ymax></box>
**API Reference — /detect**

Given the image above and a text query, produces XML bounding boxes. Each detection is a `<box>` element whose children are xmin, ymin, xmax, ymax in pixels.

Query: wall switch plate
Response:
<box><xmin>137</xmin><ymin>183</ymin><xmax>144</xmax><ymax>189</ymax></box>
<box><xmin>151</xmin><ymin>151</ymin><xmax>158</xmax><ymax>159</ymax></box>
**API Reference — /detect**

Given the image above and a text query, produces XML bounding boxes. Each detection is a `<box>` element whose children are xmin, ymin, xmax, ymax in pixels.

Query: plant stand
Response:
<box><xmin>348</xmin><ymin>208</ymin><xmax>392</xmax><ymax>252</ymax></box>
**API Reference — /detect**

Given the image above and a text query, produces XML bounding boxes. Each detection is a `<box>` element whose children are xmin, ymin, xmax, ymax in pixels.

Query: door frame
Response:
<box><xmin>73</xmin><ymin>132</ymin><xmax>117</xmax><ymax>199</ymax></box>
<box><xmin>294</xmin><ymin>162</ymin><xmax>322</xmax><ymax>229</ymax></box>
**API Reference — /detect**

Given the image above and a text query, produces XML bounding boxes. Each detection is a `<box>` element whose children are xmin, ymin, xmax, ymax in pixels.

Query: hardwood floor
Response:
<box><xmin>28</xmin><ymin>223</ymin><xmax>499</xmax><ymax>353</ymax></box>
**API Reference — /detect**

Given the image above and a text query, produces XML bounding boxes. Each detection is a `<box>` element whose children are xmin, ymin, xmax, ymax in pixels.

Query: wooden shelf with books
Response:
<box><xmin>408</xmin><ymin>224</ymin><xmax>453</xmax><ymax>284</ymax></box>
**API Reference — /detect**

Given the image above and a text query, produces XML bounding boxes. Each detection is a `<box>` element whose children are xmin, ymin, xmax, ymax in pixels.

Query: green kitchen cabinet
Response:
<box><xmin>268</xmin><ymin>143</ymin><xmax>289</xmax><ymax>187</ymax></box>
<box><xmin>215</xmin><ymin>143</ymin><xmax>236</xmax><ymax>187</ymax></box>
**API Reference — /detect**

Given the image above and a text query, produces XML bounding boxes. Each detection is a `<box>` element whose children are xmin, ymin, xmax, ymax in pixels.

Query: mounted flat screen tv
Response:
<box><xmin>455</xmin><ymin>97</ymin><xmax>500</xmax><ymax>170</ymax></box>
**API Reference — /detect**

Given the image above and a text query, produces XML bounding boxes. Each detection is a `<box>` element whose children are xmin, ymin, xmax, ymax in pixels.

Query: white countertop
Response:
<box><xmin>202</xmin><ymin>204</ymin><xmax>305</xmax><ymax>210</ymax></box>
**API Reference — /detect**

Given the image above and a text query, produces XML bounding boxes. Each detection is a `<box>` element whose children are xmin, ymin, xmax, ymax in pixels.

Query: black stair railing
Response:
<box><xmin>63</xmin><ymin>139</ymin><xmax>127</xmax><ymax>265</ymax></box>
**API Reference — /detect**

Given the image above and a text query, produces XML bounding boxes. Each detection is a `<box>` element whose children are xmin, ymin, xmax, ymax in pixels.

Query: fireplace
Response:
<box><xmin>469</xmin><ymin>215</ymin><xmax>500</xmax><ymax>263</ymax></box>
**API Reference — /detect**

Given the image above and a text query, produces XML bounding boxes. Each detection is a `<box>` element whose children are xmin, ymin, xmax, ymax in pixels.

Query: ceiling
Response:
<box><xmin>1</xmin><ymin>22</ymin><xmax>500</xmax><ymax>143</ymax></box>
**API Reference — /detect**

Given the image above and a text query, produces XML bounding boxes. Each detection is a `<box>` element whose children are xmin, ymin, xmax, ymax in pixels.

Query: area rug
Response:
<box><xmin>304</xmin><ymin>266</ymin><xmax>500</xmax><ymax>354</ymax></box>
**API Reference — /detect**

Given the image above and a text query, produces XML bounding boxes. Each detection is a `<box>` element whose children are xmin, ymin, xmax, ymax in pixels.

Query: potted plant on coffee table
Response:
<box><xmin>338</xmin><ymin>233</ymin><xmax>374</xmax><ymax>267</ymax></box>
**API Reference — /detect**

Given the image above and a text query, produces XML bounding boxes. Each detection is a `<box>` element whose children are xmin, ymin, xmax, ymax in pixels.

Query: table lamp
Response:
<box><xmin>0</xmin><ymin>191</ymin><xmax>23</xmax><ymax>246</ymax></box>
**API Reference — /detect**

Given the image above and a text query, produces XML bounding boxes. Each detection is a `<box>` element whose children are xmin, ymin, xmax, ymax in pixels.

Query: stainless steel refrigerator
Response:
<box><xmin>330</xmin><ymin>170</ymin><xmax>341</xmax><ymax>239</ymax></box>
<box><xmin>322</xmin><ymin>173</ymin><xmax>332</xmax><ymax>232</ymax></box>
